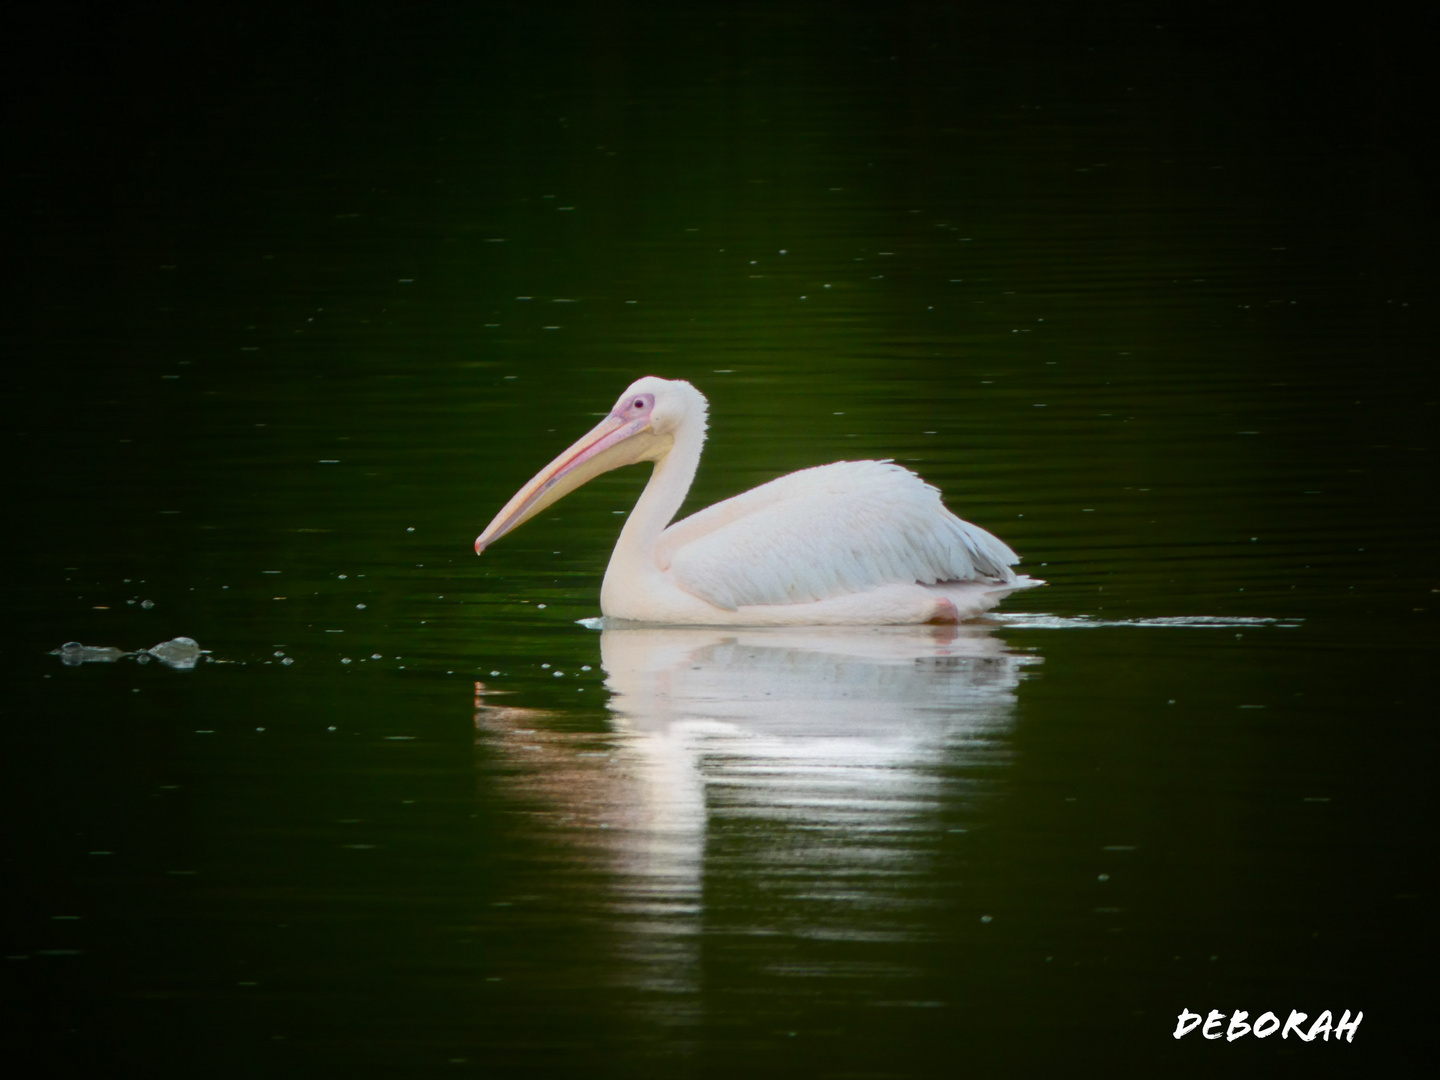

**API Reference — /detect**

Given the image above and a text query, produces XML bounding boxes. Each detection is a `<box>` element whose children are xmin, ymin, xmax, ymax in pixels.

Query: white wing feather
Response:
<box><xmin>656</xmin><ymin>461</ymin><xmax>1018</xmax><ymax>611</ymax></box>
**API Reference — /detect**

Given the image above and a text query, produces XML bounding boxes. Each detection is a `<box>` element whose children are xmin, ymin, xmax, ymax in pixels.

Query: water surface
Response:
<box><xmin>7</xmin><ymin>3</ymin><xmax>1434</xmax><ymax>1076</ymax></box>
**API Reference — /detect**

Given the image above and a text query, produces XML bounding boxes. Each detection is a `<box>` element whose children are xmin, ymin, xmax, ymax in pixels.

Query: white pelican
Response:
<box><xmin>475</xmin><ymin>377</ymin><xmax>1037</xmax><ymax>625</ymax></box>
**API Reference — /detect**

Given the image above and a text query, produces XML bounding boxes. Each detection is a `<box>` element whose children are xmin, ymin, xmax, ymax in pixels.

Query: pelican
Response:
<box><xmin>475</xmin><ymin>377</ymin><xmax>1037</xmax><ymax>625</ymax></box>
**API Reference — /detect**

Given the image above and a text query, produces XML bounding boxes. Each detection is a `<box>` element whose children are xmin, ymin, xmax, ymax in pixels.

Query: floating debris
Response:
<box><xmin>53</xmin><ymin>642</ymin><xmax>126</xmax><ymax>666</ymax></box>
<box><xmin>147</xmin><ymin>637</ymin><xmax>203</xmax><ymax>670</ymax></box>
<box><xmin>50</xmin><ymin>637</ymin><xmax>207</xmax><ymax>670</ymax></box>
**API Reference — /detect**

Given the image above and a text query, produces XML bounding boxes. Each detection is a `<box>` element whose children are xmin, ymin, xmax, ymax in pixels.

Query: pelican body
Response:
<box><xmin>475</xmin><ymin>377</ymin><xmax>1035</xmax><ymax>625</ymax></box>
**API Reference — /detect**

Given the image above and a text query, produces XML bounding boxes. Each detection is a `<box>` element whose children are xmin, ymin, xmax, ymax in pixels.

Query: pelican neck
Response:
<box><xmin>611</xmin><ymin>422</ymin><xmax>705</xmax><ymax>572</ymax></box>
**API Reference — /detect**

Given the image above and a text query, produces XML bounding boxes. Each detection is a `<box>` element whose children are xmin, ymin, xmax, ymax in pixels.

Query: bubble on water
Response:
<box><xmin>371</xmin><ymin>654</ymin><xmax>382</xmax><ymax>660</ymax></box>
<box><xmin>341</xmin><ymin>658</ymin><xmax>352</xmax><ymax>665</ymax></box>
<box><xmin>141</xmin><ymin>600</ymin><xmax>155</xmax><ymax>610</ymax></box>
<box><xmin>356</xmin><ymin>603</ymin><xmax>366</xmax><ymax>610</ymax></box>
<box><xmin>281</xmin><ymin>657</ymin><xmax>294</xmax><ymax>666</ymax></box>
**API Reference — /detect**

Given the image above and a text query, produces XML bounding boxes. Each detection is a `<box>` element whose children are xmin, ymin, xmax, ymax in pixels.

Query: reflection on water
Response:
<box><xmin>476</xmin><ymin>624</ymin><xmax>1034</xmax><ymax>1016</ymax></box>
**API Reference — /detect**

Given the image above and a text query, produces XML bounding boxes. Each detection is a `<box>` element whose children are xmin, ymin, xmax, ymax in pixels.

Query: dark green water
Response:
<box><xmin>7</xmin><ymin>3</ymin><xmax>1435</xmax><ymax>1076</ymax></box>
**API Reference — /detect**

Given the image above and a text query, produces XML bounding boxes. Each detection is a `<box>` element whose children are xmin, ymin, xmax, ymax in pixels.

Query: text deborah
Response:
<box><xmin>1173</xmin><ymin>1009</ymin><xmax>1361</xmax><ymax>1042</ymax></box>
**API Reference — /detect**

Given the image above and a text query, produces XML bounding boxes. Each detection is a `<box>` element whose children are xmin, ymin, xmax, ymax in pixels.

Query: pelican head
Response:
<box><xmin>475</xmin><ymin>376</ymin><xmax>707</xmax><ymax>554</ymax></box>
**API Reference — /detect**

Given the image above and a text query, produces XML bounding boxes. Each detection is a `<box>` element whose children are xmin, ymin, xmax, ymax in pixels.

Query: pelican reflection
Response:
<box><xmin>473</xmin><ymin>624</ymin><xmax>1035</xmax><ymax>1006</ymax></box>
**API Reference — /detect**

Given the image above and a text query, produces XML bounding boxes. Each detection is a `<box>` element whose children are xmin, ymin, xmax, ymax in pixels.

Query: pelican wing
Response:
<box><xmin>657</xmin><ymin>461</ymin><xmax>1018</xmax><ymax>611</ymax></box>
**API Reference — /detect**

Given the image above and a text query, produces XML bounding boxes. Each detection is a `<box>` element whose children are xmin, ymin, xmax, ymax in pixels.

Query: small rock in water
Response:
<box><xmin>52</xmin><ymin>642</ymin><xmax>126</xmax><ymax>666</ymax></box>
<box><xmin>147</xmin><ymin>637</ymin><xmax>203</xmax><ymax>670</ymax></box>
